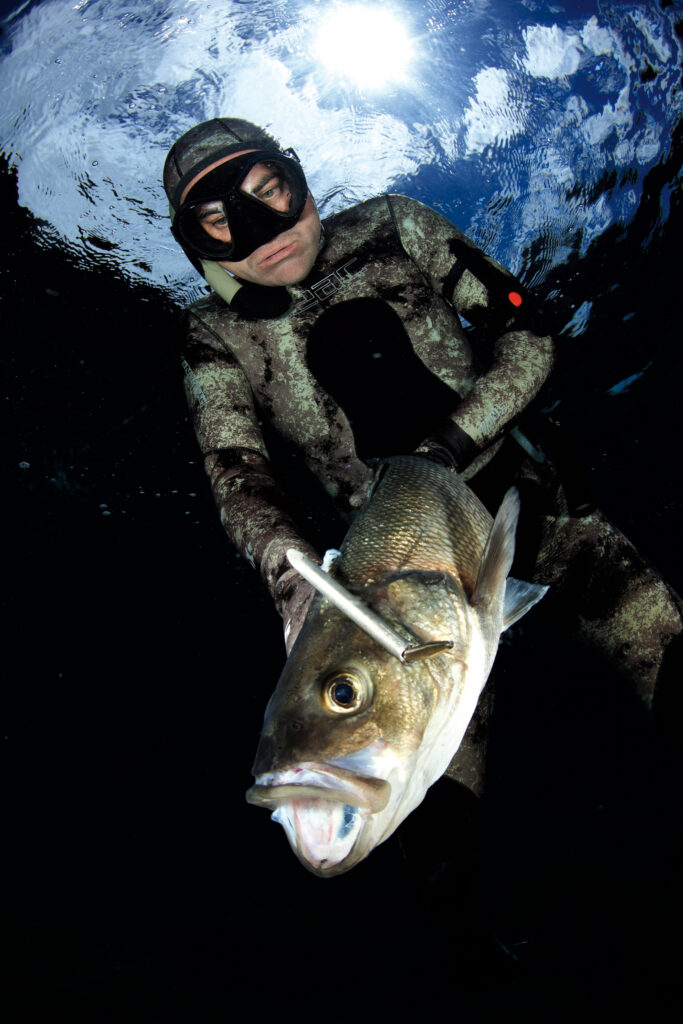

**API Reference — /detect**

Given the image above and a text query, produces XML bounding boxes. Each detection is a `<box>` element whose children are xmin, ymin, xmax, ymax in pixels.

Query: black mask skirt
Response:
<box><xmin>172</xmin><ymin>148</ymin><xmax>309</xmax><ymax>263</ymax></box>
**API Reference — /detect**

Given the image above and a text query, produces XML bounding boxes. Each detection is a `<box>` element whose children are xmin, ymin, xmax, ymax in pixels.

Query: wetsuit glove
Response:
<box><xmin>415</xmin><ymin>420</ymin><xmax>480</xmax><ymax>473</ymax></box>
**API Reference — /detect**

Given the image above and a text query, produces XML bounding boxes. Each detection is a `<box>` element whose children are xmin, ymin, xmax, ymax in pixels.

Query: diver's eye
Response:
<box><xmin>321</xmin><ymin>671</ymin><xmax>371</xmax><ymax>715</ymax></box>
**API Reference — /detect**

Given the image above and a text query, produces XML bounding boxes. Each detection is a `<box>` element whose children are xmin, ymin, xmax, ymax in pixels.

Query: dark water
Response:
<box><xmin>3</xmin><ymin>1</ymin><xmax>683</xmax><ymax>1019</ymax></box>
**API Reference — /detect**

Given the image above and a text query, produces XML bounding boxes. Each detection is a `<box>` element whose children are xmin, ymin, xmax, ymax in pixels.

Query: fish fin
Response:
<box><xmin>470</xmin><ymin>487</ymin><xmax>520</xmax><ymax>611</ymax></box>
<box><xmin>502</xmin><ymin>578</ymin><xmax>549</xmax><ymax>630</ymax></box>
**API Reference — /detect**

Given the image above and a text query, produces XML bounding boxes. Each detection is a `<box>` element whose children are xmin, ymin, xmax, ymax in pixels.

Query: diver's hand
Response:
<box><xmin>348</xmin><ymin>460</ymin><xmax>379</xmax><ymax>509</ymax></box>
<box><xmin>276</xmin><ymin>566</ymin><xmax>316</xmax><ymax>654</ymax></box>
<box><xmin>415</xmin><ymin>421</ymin><xmax>479</xmax><ymax>473</ymax></box>
<box><xmin>349</xmin><ymin>477</ymin><xmax>374</xmax><ymax>509</ymax></box>
<box><xmin>413</xmin><ymin>437</ymin><xmax>459</xmax><ymax>470</ymax></box>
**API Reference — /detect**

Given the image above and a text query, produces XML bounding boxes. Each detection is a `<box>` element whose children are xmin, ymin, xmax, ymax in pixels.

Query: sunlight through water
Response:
<box><xmin>0</xmin><ymin>0</ymin><xmax>681</xmax><ymax>313</ymax></box>
<box><xmin>312</xmin><ymin>5</ymin><xmax>414</xmax><ymax>89</ymax></box>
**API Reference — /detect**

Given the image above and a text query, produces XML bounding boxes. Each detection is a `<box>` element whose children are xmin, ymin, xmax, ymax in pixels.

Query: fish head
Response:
<box><xmin>246</xmin><ymin>593</ymin><xmax>465</xmax><ymax>876</ymax></box>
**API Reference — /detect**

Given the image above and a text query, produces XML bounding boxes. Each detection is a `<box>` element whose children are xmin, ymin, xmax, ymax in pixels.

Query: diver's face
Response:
<box><xmin>219</xmin><ymin>192</ymin><xmax>321</xmax><ymax>286</ymax></box>
<box><xmin>193</xmin><ymin>155</ymin><xmax>321</xmax><ymax>287</ymax></box>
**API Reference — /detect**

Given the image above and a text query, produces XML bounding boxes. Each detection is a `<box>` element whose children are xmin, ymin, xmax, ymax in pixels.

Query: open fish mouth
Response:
<box><xmin>245</xmin><ymin>761</ymin><xmax>390</xmax><ymax>813</ymax></box>
<box><xmin>245</xmin><ymin>762</ymin><xmax>391</xmax><ymax>876</ymax></box>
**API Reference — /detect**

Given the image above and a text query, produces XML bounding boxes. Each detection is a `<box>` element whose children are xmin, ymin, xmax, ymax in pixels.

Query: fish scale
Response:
<box><xmin>341</xmin><ymin>456</ymin><xmax>493</xmax><ymax>591</ymax></box>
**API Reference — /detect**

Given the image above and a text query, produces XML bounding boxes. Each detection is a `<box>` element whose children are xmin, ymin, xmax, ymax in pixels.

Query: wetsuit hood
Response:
<box><xmin>163</xmin><ymin>118</ymin><xmax>285</xmax><ymax>214</ymax></box>
<box><xmin>163</xmin><ymin>118</ymin><xmax>298</xmax><ymax>317</ymax></box>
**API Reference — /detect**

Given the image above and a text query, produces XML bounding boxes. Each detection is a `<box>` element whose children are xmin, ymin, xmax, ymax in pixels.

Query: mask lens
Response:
<box><xmin>173</xmin><ymin>150</ymin><xmax>308</xmax><ymax>263</ymax></box>
<box><xmin>237</xmin><ymin>161</ymin><xmax>294</xmax><ymax>214</ymax></box>
<box><xmin>194</xmin><ymin>200</ymin><xmax>230</xmax><ymax>235</ymax></box>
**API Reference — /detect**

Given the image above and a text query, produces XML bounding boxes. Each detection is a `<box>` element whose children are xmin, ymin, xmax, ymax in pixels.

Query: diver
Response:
<box><xmin>163</xmin><ymin>117</ymin><xmax>682</xmax><ymax>738</ymax></box>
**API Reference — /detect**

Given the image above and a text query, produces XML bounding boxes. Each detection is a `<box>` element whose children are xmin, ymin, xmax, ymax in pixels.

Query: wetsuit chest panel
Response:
<box><xmin>306</xmin><ymin>297</ymin><xmax>461</xmax><ymax>460</ymax></box>
<box><xmin>188</xmin><ymin>196</ymin><xmax>477</xmax><ymax>494</ymax></box>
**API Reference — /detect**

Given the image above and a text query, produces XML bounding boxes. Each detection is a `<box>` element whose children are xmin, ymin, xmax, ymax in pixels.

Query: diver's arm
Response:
<box><xmin>183</xmin><ymin>313</ymin><xmax>319</xmax><ymax>649</ymax></box>
<box><xmin>430</xmin><ymin>326</ymin><xmax>554</xmax><ymax>460</ymax></box>
<box><xmin>203</xmin><ymin>447</ymin><xmax>317</xmax><ymax>651</ymax></box>
<box><xmin>443</xmin><ymin>263</ymin><xmax>554</xmax><ymax>453</ymax></box>
<box><xmin>388</xmin><ymin>195</ymin><xmax>555</xmax><ymax>463</ymax></box>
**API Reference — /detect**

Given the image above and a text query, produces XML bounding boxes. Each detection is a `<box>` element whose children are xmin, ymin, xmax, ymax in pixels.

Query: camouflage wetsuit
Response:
<box><xmin>180</xmin><ymin>194</ymin><xmax>682</xmax><ymax>719</ymax></box>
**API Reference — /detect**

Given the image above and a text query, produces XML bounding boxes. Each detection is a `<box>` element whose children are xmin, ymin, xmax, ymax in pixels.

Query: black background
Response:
<box><xmin>3</xmin><ymin>123</ymin><xmax>683</xmax><ymax>1022</ymax></box>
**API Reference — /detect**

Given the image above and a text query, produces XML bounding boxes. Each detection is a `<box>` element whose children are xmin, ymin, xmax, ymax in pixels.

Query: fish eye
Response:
<box><xmin>321</xmin><ymin>671</ymin><xmax>371</xmax><ymax>715</ymax></box>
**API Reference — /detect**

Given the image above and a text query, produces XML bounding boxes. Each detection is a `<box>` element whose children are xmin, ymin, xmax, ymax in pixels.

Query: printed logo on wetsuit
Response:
<box><xmin>293</xmin><ymin>258</ymin><xmax>361</xmax><ymax>312</ymax></box>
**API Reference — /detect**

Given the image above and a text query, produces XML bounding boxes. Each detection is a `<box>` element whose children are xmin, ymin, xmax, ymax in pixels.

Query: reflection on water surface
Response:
<box><xmin>0</xmin><ymin>0</ymin><xmax>680</xmax><ymax>314</ymax></box>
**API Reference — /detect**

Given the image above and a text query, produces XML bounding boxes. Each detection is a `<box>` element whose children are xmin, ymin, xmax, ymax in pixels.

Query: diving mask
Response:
<box><xmin>171</xmin><ymin>148</ymin><xmax>309</xmax><ymax>263</ymax></box>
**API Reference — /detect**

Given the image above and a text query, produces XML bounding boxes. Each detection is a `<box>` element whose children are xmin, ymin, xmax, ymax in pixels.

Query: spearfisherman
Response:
<box><xmin>163</xmin><ymin>117</ymin><xmax>682</xmax><ymax>745</ymax></box>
